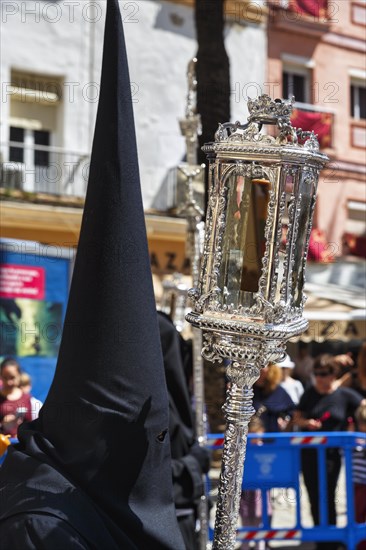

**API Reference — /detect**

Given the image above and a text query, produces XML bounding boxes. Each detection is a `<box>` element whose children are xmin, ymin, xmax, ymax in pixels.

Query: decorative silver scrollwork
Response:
<box><xmin>257</xmin><ymin>187</ymin><xmax>277</xmax><ymax>300</ymax></box>
<box><xmin>202</xmin><ymin>332</ymin><xmax>223</xmax><ymax>363</ymax></box>
<box><xmin>213</xmin><ymin>361</ymin><xmax>260</xmax><ymax>549</ymax></box>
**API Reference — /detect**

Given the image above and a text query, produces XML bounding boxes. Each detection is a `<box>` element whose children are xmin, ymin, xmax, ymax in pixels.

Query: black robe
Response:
<box><xmin>158</xmin><ymin>313</ymin><xmax>210</xmax><ymax>549</ymax></box>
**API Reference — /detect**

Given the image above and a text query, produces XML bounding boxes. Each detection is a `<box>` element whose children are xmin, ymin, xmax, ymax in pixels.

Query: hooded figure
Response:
<box><xmin>158</xmin><ymin>312</ymin><xmax>210</xmax><ymax>550</ymax></box>
<box><xmin>0</xmin><ymin>2</ymin><xmax>184</xmax><ymax>548</ymax></box>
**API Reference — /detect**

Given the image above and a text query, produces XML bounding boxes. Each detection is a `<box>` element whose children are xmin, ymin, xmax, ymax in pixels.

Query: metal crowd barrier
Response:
<box><xmin>207</xmin><ymin>432</ymin><xmax>366</xmax><ymax>548</ymax></box>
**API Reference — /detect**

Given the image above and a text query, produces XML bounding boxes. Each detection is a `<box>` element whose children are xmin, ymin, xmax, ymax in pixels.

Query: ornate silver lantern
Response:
<box><xmin>187</xmin><ymin>95</ymin><xmax>328</xmax><ymax>549</ymax></box>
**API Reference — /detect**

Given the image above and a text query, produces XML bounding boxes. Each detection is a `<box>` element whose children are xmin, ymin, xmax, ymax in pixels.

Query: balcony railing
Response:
<box><xmin>268</xmin><ymin>0</ymin><xmax>331</xmax><ymax>36</ymax></box>
<box><xmin>0</xmin><ymin>142</ymin><xmax>90</xmax><ymax>198</ymax></box>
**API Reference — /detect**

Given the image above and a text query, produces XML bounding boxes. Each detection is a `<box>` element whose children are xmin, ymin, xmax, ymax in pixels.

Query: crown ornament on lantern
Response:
<box><xmin>247</xmin><ymin>94</ymin><xmax>294</xmax><ymax>125</ymax></box>
<box><xmin>209</xmin><ymin>94</ymin><xmax>320</xmax><ymax>151</ymax></box>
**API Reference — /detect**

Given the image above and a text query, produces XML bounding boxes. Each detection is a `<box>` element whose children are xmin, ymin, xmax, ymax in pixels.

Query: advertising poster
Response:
<box><xmin>0</xmin><ymin>240</ymin><xmax>71</xmax><ymax>402</ymax></box>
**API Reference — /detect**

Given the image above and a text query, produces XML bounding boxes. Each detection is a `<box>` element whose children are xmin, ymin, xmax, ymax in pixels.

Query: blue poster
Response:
<box><xmin>0</xmin><ymin>239</ymin><xmax>71</xmax><ymax>402</ymax></box>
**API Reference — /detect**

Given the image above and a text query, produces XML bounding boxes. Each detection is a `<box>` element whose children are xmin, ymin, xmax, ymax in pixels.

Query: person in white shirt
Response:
<box><xmin>279</xmin><ymin>354</ymin><xmax>304</xmax><ymax>405</ymax></box>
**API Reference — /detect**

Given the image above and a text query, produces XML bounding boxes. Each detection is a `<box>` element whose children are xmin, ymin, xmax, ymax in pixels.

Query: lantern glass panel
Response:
<box><xmin>292</xmin><ymin>175</ymin><xmax>316</xmax><ymax>306</ymax></box>
<box><xmin>218</xmin><ymin>171</ymin><xmax>271</xmax><ymax>310</ymax></box>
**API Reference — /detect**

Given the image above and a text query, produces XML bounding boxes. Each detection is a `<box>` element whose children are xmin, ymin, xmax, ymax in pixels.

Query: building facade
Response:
<box><xmin>267</xmin><ymin>0</ymin><xmax>366</xmax><ymax>259</ymax></box>
<box><xmin>1</xmin><ymin>0</ymin><xmax>267</xmax><ymax>271</ymax></box>
<box><xmin>1</xmin><ymin>0</ymin><xmax>365</xmax><ymax>403</ymax></box>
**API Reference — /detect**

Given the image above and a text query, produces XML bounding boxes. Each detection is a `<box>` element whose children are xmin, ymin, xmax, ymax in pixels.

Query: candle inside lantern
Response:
<box><xmin>218</xmin><ymin>173</ymin><xmax>271</xmax><ymax>310</ymax></box>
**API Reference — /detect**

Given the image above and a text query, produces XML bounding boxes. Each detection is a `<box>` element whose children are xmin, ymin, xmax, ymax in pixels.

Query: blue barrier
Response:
<box><xmin>207</xmin><ymin>432</ymin><xmax>366</xmax><ymax>548</ymax></box>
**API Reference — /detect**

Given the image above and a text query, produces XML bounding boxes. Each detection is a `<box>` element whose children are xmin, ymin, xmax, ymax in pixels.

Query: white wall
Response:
<box><xmin>1</xmin><ymin>0</ymin><xmax>266</xmax><ymax>207</ymax></box>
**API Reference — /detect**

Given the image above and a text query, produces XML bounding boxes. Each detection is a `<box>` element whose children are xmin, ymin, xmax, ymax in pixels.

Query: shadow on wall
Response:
<box><xmin>154</xmin><ymin>1</ymin><xmax>196</xmax><ymax>40</ymax></box>
<box><xmin>151</xmin><ymin>166</ymin><xmax>178</xmax><ymax>211</ymax></box>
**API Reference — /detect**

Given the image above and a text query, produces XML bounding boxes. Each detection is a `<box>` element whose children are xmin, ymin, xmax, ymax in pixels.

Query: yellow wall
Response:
<box><xmin>0</xmin><ymin>200</ymin><xmax>188</xmax><ymax>274</ymax></box>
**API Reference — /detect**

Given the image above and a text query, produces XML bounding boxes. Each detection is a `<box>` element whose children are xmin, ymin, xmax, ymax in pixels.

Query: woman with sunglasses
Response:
<box><xmin>293</xmin><ymin>354</ymin><xmax>365</xmax><ymax>550</ymax></box>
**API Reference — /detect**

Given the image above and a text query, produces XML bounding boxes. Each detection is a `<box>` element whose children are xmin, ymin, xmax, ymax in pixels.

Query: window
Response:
<box><xmin>351</xmin><ymin>83</ymin><xmax>366</xmax><ymax>119</ymax></box>
<box><xmin>3</xmin><ymin>70</ymin><xmax>86</xmax><ymax>196</ymax></box>
<box><xmin>34</xmin><ymin>130</ymin><xmax>50</xmax><ymax>167</ymax></box>
<box><xmin>351</xmin><ymin>2</ymin><xmax>366</xmax><ymax>26</ymax></box>
<box><xmin>8</xmin><ymin>126</ymin><xmax>52</xmax><ymax>192</ymax></box>
<box><xmin>282</xmin><ymin>66</ymin><xmax>311</xmax><ymax>103</ymax></box>
<box><xmin>9</xmin><ymin>126</ymin><xmax>51</xmax><ymax>167</ymax></box>
<box><xmin>9</xmin><ymin>127</ymin><xmax>25</xmax><ymax>163</ymax></box>
<box><xmin>3</xmin><ymin>70</ymin><xmax>61</xmax><ymax>192</ymax></box>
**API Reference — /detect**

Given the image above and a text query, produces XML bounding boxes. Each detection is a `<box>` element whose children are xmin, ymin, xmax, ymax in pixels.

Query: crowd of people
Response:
<box><xmin>0</xmin><ymin>358</ymin><xmax>42</xmax><ymax>438</ymax></box>
<box><xmin>240</xmin><ymin>342</ymin><xmax>366</xmax><ymax>550</ymax></box>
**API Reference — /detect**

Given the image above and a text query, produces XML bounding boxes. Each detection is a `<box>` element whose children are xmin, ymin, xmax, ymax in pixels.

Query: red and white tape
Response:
<box><xmin>207</xmin><ymin>437</ymin><xmax>224</xmax><ymax>448</ymax></box>
<box><xmin>291</xmin><ymin>435</ymin><xmax>328</xmax><ymax>445</ymax></box>
<box><xmin>237</xmin><ymin>529</ymin><xmax>302</xmax><ymax>541</ymax></box>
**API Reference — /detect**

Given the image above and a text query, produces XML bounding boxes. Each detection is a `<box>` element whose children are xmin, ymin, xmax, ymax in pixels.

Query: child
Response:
<box><xmin>354</xmin><ymin>403</ymin><xmax>366</xmax><ymax>550</ymax></box>
<box><xmin>239</xmin><ymin>413</ymin><xmax>271</xmax><ymax>550</ymax></box>
<box><xmin>0</xmin><ymin>358</ymin><xmax>32</xmax><ymax>437</ymax></box>
<box><xmin>19</xmin><ymin>372</ymin><xmax>43</xmax><ymax>420</ymax></box>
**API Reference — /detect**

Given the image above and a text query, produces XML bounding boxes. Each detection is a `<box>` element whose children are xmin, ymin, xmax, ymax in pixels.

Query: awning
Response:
<box><xmin>298</xmin><ymin>282</ymin><xmax>366</xmax><ymax>342</ymax></box>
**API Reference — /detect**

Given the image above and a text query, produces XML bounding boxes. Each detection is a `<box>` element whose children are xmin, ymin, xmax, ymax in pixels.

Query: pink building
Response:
<box><xmin>268</xmin><ymin>0</ymin><xmax>366</xmax><ymax>260</ymax></box>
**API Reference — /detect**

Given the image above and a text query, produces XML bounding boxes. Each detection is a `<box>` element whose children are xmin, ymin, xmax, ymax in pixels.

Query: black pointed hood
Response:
<box><xmin>0</xmin><ymin>2</ymin><xmax>184</xmax><ymax>548</ymax></box>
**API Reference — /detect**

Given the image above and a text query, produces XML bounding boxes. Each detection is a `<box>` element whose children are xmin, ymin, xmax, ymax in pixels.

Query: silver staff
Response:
<box><xmin>187</xmin><ymin>95</ymin><xmax>328</xmax><ymax>549</ymax></box>
<box><xmin>176</xmin><ymin>57</ymin><xmax>209</xmax><ymax>550</ymax></box>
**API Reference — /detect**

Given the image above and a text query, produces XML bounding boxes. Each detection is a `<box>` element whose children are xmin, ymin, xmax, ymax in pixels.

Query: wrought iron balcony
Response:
<box><xmin>269</xmin><ymin>0</ymin><xmax>331</xmax><ymax>36</ymax></box>
<box><xmin>0</xmin><ymin>142</ymin><xmax>89</xmax><ymax>198</ymax></box>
